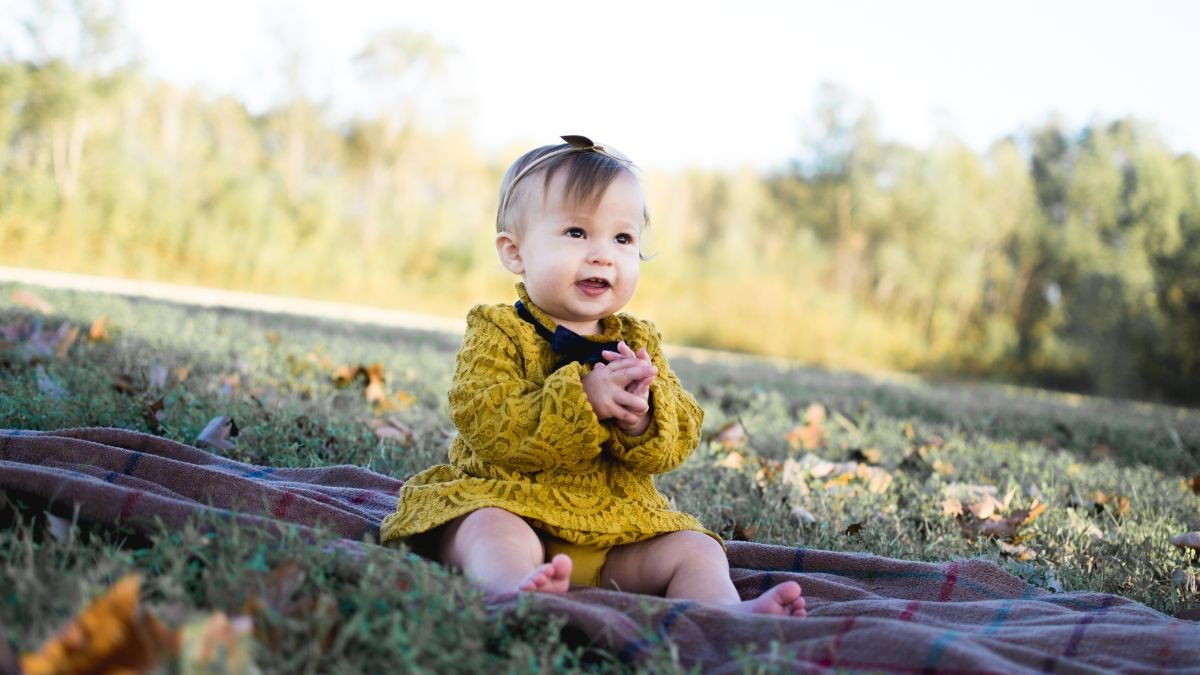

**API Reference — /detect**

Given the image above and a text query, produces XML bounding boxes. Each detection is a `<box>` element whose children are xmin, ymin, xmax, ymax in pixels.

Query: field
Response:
<box><xmin>2</xmin><ymin>281</ymin><xmax>1199</xmax><ymax>672</ymax></box>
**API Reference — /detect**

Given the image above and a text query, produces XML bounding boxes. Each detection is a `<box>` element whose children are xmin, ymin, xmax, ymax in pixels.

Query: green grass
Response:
<box><xmin>2</xmin><ymin>282</ymin><xmax>1199</xmax><ymax>672</ymax></box>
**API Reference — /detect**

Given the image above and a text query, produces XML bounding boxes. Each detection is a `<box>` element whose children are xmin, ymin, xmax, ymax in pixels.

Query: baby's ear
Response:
<box><xmin>495</xmin><ymin>231</ymin><xmax>525</xmax><ymax>275</ymax></box>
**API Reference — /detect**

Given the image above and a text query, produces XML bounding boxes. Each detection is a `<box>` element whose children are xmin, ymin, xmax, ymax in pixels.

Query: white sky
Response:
<box><xmin>110</xmin><ymin>0</ymin><xmax>1200</xmax><ymax>170</ymax></box>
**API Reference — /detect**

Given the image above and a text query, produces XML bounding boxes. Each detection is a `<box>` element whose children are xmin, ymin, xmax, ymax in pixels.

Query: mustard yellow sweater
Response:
<box><xmin>380</xmin><ymin>284</ymin><xmax>710</xmax><ymax>548</ymax></box>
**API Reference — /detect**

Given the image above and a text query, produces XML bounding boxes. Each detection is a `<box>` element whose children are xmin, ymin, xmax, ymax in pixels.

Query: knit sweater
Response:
<box><xmin>380</xmin><ymin>284</ymin><xmax>710</xmax><ymax>547</ymax></box>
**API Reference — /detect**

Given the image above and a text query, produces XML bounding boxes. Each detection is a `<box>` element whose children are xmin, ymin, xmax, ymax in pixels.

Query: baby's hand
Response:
<box><xmin>598</xmin><ymin>341</ymin><xmax>656</xmax><ymax>436</ymax></box>
<box><xmin>582</xmin><ymin>354</ymin><xmax>656</xmax><ymax>428</ymax></box>
<box><xmin>601</xmin><ymin>342</ymin><xmax>655</xmax><ymax>398</ymax></box>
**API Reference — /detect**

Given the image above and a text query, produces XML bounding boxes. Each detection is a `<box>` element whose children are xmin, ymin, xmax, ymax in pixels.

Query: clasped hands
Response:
<box><xmin>581</xmin><ymin>340</ymin><xmax>655</xmax><ymax>436</ymax></box>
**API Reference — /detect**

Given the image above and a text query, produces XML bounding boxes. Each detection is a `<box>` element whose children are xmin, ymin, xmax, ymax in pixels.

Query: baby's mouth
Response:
<box><xmin>576</xmin><ymin>278</ymin><xmax>611</xmax><ymax>295</ymax></box>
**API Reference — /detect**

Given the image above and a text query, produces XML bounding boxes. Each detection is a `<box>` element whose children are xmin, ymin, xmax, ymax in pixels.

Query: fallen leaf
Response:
<box><xmin>265</xmin><ymin>330</ymin><xmax>281</xmax><ymax>346</ymax></box>
<box><xmin>997</xmin><ymin>541</ymin><xmax>1036</xmax><ymax>561</ymax></box>
<box><xmin>804</xmin><ymin>403</ymin><xmax>827</xmax><ymax>426</ymax></box>
<box><xmin>1090</xmin><ymin>442</ymin><xmax>1115</xmax><ymax>461</ymax></box>
<box><xmin>1093</xmin><ymin>491</ymin><xmax>1130</xmax><ymax>518</ymax></box>
<box><xmin>113</xmin><ymin>373</ymin><xmax>139</xmax><ymax>395</ymax></box>
<box><xmin>968</xmin><ymin>492</ymin><xmax>1002</xmax><ymax>520</ymax></box>
<box><xmin>1190</xmin><ymin>475</ymin><xmax>1200</xmax><ymax>495</ymax></box>
<box><xmin>716</xmin><ymin>451</ymin><xmax>745</xmax><ymax>470</ymax></box>
<box><xmin>791</xmin><ymin>506</ymin><xmax>817</xmax><ymax>526</ymax></box>
<box><xmin>925</xmin><ymin>435</ymin><xmax>945</xmax><ymax>448</ymax></box>
<box><xmin>180</xmin><ymin>612</ymin><xmax>258</xmax><ymax>675</ymax></box>
<box><xmin>844</xmin><ymin>522</ymin><xmax>864</xmax><ymax>537</ymax></box>
<box><xmin>363</xmin><ymin>363</ymin><xmax>387</xmax><ymax>405</ymax></box>
<box><xmin>715</xmin><ymin>421</ymin><xmax>747</xmax><ymax>449</ymax></box>
<box><xmin>1169</xmin><ymin>532</ymin><xmax>1200</xmax><ymax>550</ymax></box>
<box><xmin>20</xmin><ymin>575</ymin><xmax>177</xmax><ymax>675</ymax></box>
<box><xmin>732</xmin><ymin>522</ymin><xmax>758</xmax><ymax>541</ymax></box>
<box><xmin>375</xmin><ymin>390</ymin><xmax>416</xmax><ymax>414</ymax></box>
<box><xmin>941</xmin><ymin>499</ymin><xmax>964</xmax><ymax>518</ymax></box>
<box><xmin>848</xmin><ymin>447</ymin><xmax>881</xmax><ymax>464</ymax></box>
<box><xmin>175</xmin><ymin>365</ymin><xmax>192</xmax><ymax>382</ymax></box>
<box><xmin>754</xmin><ymin>458</ymin><xmax>782</xmax><ymax>488</ymax></box>
<box><xmin>787</xmin><ymin>423</ymin><xmax>826</xmax><ymax>450</ymax></box>
<box><xmin>369</xmin><ymin>417</ymin><xmax>415</xmax><ymax>443</ymax></box>
<box><xmin>12</xmin><ymin>290</ymin><xmax>53</xmax><ymax>313</ymax></box>
<box><xmin>219</xmin><ymin>373</ymin><xmax>241</xmax><ymax>399</ymax></box>
<box><xmin>145</xmin><ymin>396</ymin><xmax>167</xmax><ymax>432</ymax></box>
<box><xmin>54</xmin><ymin>325</ymin><xmax>80</xmax><ymax>359</ymax></box>
<box><xmin>88</xmin><ymin>316</ymin><xmax>110</xmax><ymax>342</ymax></box>
<box><xmin>196</xmin><ymin>416</ymin><xmax>238</xmax><ymax>452</ymax></box>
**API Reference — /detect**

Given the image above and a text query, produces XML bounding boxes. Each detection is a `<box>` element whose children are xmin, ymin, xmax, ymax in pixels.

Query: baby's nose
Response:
<box><xmin>588</xmin><ymin>243</ymin><xmax>614</xmax><ymax>264</ymax></box>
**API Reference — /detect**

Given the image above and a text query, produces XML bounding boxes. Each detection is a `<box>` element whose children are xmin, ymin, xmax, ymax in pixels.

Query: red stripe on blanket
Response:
<box><xmin>119</xmin><ymin>491</ymin><xmax>144</xmax><ymax>520</ymax></box>
<box><xmin>938</xmin><ymin>562</ymin><xmax>961</xmax><ymax>601</ymax></box>
<box><xmin>273</xmin><ymin>491</ymin><xmax>296</xmax><ymax>518</ymax></box>
<box><xmin>350</xmin><ymin>490</ymin><xmax>371</xmax><ymax>505</ymax></box>
<box><xmin>818</xmin><ymin>615</ymin><xmax>857</xmax><ymax>668</ymax></box>
<box><xmin>1157</xmin><ymin>619</ymin><xmax>1180</xmax><ymax>667</ymax></box>
<box><xmin>900</xmin><ymin>599</ymin><xmax>921</xmax><ymax>621</ymax></box>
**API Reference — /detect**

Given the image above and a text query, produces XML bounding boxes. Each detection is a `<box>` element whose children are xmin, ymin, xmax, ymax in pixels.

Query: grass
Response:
<box><xmin>2</xmin><ymin>281</ymin><xmax>1199</xmax><ymax>672</ymax></box>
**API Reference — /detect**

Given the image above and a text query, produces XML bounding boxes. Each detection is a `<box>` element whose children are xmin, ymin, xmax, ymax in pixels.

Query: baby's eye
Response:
<box><xmin>565</xmin><ymin>227</ymin><xmax>586</xmax><ymax>238</ymax></box>
<box><xmin>615</xmin><ymin>233</ymin><xmax>635</xmax><ymax>245</ymax></box>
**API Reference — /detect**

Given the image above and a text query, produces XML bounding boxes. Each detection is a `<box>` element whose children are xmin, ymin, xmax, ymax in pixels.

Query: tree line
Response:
<box><xmin>1</xmin><ymin>7</ymin><xmax>1197</xmax><ymax>404</ymax></box>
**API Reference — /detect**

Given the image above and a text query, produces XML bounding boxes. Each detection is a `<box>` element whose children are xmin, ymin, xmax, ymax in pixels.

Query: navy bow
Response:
<box><xmin>515</xmin><ymin>301</ymin><xmax>620</xmax><ymax>369</ymax></box>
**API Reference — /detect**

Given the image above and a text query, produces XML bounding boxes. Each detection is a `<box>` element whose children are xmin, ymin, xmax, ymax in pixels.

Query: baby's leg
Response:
<box><xmin>599</xmin><ymin>531</ymin><xmax>806</xmax><ymax>618</ymax></box>
<box><xmin>438</xmin><ymin>507</ymin><xmax>572</xmax><ymax>596</ymax></box>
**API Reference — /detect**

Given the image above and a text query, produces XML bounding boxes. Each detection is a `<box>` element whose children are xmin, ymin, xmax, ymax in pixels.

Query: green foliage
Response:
<box><xmin>1</xmin><ymin>5</ymin><xmax>1199</xmax><ymax>404</ymax></box>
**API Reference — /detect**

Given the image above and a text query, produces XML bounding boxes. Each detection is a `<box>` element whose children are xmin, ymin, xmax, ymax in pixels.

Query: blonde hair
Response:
<box><xmin>495</xmin><ymin>139</ymin><xmax>648</xmax><ymax>233</ymax></box>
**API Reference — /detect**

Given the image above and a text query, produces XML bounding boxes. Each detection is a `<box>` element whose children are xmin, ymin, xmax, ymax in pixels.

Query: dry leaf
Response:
<box><xmin>175</xmin><ymin>365</ymin><xmax>193</xmax><ymax>383</ymax></box>
<box><xmin>844</xmin><ymin>522</ymin><xmax>864</xmax><ymax>537</ymax></box>
<box><xmin>1190</xmin><ymin>474</ymin><xmax>1200</xmax><ymax>495</ymax></box>
<box><xmin>54</xmin><ymin>325</ymin><xmax>80</xmax><ymax>359</ymax></box>
<box><xmin>1093</xmin><ymin>491</ymin><xmax>1131</xmax><ymax>518</ymax></box>
<box><xmin>331</xmin><ymin>364</ymin><xmax>358</xmax><ymax>388</ymax></box>
<box><xmin>219</xmin><ymin>373</ymin><xmax>241</xmax><ymax>399</ymax></box>
<box><xmin>791</xmin><ymin>506</ymin><xmax>817</xmax><ymax>526</ymax></box>
<box><xmin>1171</xmin><ymin>568</ymin><xmax>1198</xmax><ymax>595</ymax></box>
<box><xmin>196</xmin><ymin>416</ymin><xmax>238</xmax><ymax>452</ymax></box>
<box><xmin>803</xmin><ymin>403</ymin><xmax>827</xmax><ymax>426</ymax></box>
<box><xmin>113</xmin><ymin>373</ymin><xmax>139</xmax><ymax>395</ymax></box>
<box><xmin>968</xmin><ymin>493</ymin><xmax>1002</xmax><ymax>520</ymax></box>
<box><xmin>997</xmin><ymin>541</ymin><xmax>1036</xmax><ymax>561</ymax></box>
<box><xmin>20</xmin><ymin>575</ymin><xmax>177</xmax><ymax>675</ymax></box>
<box><xmin>375</xmin><ymin>390</ymin><xmax>416</xmax><ymax>414</ymax></box>
<box><xmin>941</xmin><ymin>499</ymin><xmax>964</xmax><ymax>518</ymax></box>
<box><xmin>848</xmin><ymin>447</ymin><xmax>881</xmax><ymax>464</ymax></box>
<box><xmin>88</xmin><ymin>316</ymin><xmax>110</xmax><ymax>342</ymax></box>
<box><xmin>715</xmin><ymin>421</ymin><xmax>747</xmax><ymax>449</ymax></box>
<box><xmin>1091</xmin><ymin>442</ymin><xmax>1115</xmax><ymax>461</ymax></box>
<box><xmin>180</xmin><ymin>612</ymin><xmax>259</xmax><ymax>675</ymax></box>
<box><xmin>786</xmin><ymin>424</ymin><xmax>826</xmax><ymax>450</ymax></box>
<box><xmin>732</xmin><ymin>522</ymin><xmax>758</xmax><ymax>541</ymax></box>
<box><xmin>12</xmin><ymin>290</ymin><xmax>53</xmax><ymax>313</ymax></box>
<box><xmin>1169</xmin><ymin>532</ymin><xmax>1200</xmax><ymax>550</ymax></box>
<box><xmin>265</xmin><ymin>330</ymin><xmax>281</xmax><ymax>346</ymax></box>
<box><xmin>925</xmin><ymin>434</ymin><xmax>945</xmax><ymax>448</ymax></box>
<box><xmin>716</xmin><ymin>451</ymin><xmax>745</xmax><ymax>470</ymax></box>
<box><xmin>145</xmin><ymin>396</ymin><xmax>167</xmax><ymax>432</ymax></box>
<box><xmin>369</xmin><ymin>417</ymin><xmax>415</xmax><ymax>443</ymax></box>
<box><xmin>363</xmin><ymin>364</ymin><xmax>387</xmax><ymax>405</ymax></box>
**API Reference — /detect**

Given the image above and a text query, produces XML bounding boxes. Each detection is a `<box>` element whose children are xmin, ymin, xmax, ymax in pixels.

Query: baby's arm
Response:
<box><xmin>449</xmin><ymin>308</ymin><xmax>606</xmax><ymax>473</ymax></box>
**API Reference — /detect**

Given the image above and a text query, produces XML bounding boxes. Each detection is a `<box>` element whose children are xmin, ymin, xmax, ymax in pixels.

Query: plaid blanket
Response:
<box><xmin>2</xmin><ymin>427</ymin><xmax>1196</xmax><ymax>673</ymax></box>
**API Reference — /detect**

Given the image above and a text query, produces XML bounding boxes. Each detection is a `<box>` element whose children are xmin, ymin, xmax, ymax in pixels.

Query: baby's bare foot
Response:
<box><xmin>517</xmin><ymin>553</ymin><xmax>573</xmax><ymax>594</ymax></box>
<box><xmin>737</xmin><ymin>581</ymin><xmax>806</xmax><ymax>618</ymax></box>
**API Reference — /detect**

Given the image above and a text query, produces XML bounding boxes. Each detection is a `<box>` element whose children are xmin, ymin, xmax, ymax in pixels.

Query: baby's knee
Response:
<box><xmin>664</xmin><ymin>530</ymin><xmax>724</xmax><ymax>561</ymax></box>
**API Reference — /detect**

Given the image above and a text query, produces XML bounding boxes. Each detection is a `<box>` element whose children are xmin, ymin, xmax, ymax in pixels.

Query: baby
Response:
<box><xmin>381</xmin><ymin>136</ymin><xmax>805</xmax><ymax>617</ymax></box>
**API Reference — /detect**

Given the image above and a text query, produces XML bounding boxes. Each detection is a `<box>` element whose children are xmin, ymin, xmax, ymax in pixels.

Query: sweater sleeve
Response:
<box><xmin>448</xmin><ymin>307</ymin><xmax>606</xmax><ymax>474</ymax></box>
<box><xmin>607</xmin><ymin>323</ymin><xmax>704</xmax><ymax>474</ymax></box>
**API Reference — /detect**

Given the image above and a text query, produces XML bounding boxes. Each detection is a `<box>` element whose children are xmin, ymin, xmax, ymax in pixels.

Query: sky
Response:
<box><xmin>99</xmin><ymin>0</ymin><xmax>1200</xmax><ymax>170</ymax></box>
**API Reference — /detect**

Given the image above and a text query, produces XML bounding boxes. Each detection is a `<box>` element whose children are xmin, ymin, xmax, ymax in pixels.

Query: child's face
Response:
<box><xmin>497</xmin><ymin>170</ymin><xmax>645</xmax><ymax>335</ymax></box>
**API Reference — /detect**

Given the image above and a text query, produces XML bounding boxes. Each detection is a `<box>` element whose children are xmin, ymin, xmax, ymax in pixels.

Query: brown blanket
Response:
<box><xmin>2</xmin><ymin>427</ymin><xmax>1196</xmax><ymax>673</ymax></box>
